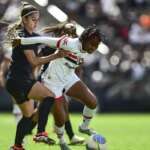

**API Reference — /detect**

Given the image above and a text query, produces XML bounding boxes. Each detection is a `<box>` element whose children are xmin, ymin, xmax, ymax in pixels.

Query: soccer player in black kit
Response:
<box><xmin>5</xmin><ymin>3</ymin><xmax>70</xmax><ymax>150</ymax></box>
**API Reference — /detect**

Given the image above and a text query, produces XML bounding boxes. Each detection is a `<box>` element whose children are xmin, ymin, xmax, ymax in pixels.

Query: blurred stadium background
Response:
<box><xmin>0</xmin><ymin>0</ymin><xmax>150</xmax><ymax>113</ymax></box>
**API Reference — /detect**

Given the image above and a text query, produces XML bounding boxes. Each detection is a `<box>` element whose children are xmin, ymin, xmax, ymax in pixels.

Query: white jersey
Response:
<box><xmin>41</xmin><ymin>37</ymin><xmax>87</xmax><ymax>97</ymax></box>
<box><xmin>21</xmin><ymin>36</ymin><xmax>87</xmax><ymax>97</ymax></box>
<box><xmin>21</xmin><ymin>35</ymin><xmax>87</xmax><ymax>76</ymax></box>
<box><xmin>43</xmin><ymin>37</ymin><xmax>86</xmax><ymax>78</ymax></box>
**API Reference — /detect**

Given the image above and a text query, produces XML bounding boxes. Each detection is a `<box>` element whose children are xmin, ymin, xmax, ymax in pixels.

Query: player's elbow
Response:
<box><xmin>30</xmin><ymin>59</ymin><xmax>39</xmax><ymax>67</ymax></box>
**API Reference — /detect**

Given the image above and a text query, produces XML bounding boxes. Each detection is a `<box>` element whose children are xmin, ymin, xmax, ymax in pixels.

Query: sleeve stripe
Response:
<box><xmin>56</xmin><ymin>35</ymin><xmax>67</xmax><ymax>48</ymax></box>
<box><xmin>68</xmin><ymin>53</ymin><xmax>78</xmax><ymax>59</ymax></box>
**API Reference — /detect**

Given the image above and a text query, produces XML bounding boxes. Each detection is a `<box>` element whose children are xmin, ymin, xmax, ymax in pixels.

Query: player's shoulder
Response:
<box><xmin>65</xmin><ymin>37</ymin><xmax>79</xmax><ymax>46</ymax></box>
<box><xmin>70</xmin><ymin>38</ymin><xmax>81</xmax><ymax>50</ymax></box>
<box><xmin>17</xmin><ymin>27</ymin><xmax>40</xmax><ymax>37</ymax></box>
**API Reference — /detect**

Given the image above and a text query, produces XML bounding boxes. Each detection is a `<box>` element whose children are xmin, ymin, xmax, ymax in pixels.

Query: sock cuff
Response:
<box><xmin>83</xmin><ymin>115</ymin><xmax>92</xmax><ymax>119</ymax></box>
<box><xmin>54</xmin><ymin>125</ymin><xmax>65</xmax><ymax>138</ymax></box>
<box><xmin>83</xmin><ymin>106</ymin><xmax>97</xmax><ymax>118</ymax></box>
<box><xmin>55</xmin><ymin>125</ymin><xmax>65</xmax><ymax>130</ymax></box>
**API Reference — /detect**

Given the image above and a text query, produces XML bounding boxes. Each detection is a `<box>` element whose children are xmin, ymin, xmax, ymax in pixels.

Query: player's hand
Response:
<box><xmin>12</xmin><ymin>38</ymin><xmax>21</xmax><ymax>47</ymax></box>
<box><xmin>0</xmin><ymin>74</ymin><xmax>5</xmax><ymax>88</ymax></box>
<box><xmin>55</xmin><ymin>49</ymin><xmax>71</xmax><ymax>58</ymax></box>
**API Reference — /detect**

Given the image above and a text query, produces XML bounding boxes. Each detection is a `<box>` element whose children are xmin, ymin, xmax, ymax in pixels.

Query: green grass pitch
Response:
<box><xmin>0</xmin><ymin>113</ymin><xmax>150</xmax><ymax>150</ymax></box>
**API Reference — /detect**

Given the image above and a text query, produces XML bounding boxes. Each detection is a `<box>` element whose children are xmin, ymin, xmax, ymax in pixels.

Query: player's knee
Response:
<box><xmin>89</xmin><ymin>97</ymin><xmax>97</xmax><ymax>109</ymax></box>
<box><xmin>56</xmin><ymin>120</ymin><xmax>65</xmax><ymax>127</ymax></box>
<box><xmin>53</xmin><ymin>104</ymin><xmax>66</xmax><ymax>126</ymax></box>
<box><xmin>91</xmin><ymin>101</ymin><xmax>97</xmax><ymax>109</ymax></box>
<box><xmin>31</xmin><ymin>110</ymin><xmax>39</xmax><ymax>122</ymax></box>
<box><xmin>23</xmin><ymin>111</ymin><xmax>33</xmax><ymax>118</ymax></box>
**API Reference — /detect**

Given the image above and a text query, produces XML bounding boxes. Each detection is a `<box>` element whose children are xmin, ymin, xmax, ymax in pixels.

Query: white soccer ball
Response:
<box><xmin>86</xmin><ymin>134</ymin><xmax>107</xmax><ymax>150</ymax></box>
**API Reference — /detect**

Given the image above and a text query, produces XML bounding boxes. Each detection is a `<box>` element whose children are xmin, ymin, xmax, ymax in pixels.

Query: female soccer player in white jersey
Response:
<box><xmin>14</xmin><ymin>25</ymin><xmax>102</xmax><ymax>149</ymax></box>
<box><xmin>41</xmin><ymin>22</ymin><xmax>85</xmax><ymax>145</ymax></box>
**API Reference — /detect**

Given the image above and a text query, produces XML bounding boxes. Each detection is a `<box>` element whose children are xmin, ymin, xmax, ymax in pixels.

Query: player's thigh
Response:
<box><xmin>18</xmin><ymin>100</ymin><xmax>35</xmax><ymax>117</ymax></box>
<box><xmin>66</xmin><ymin>81</ymin><xmax>97</xmax><ymax>108</ymax></box>
<box><xmin>27</xmin><ymin>81</ymin><xmax>55</xmax><ymax>101</ymax></box>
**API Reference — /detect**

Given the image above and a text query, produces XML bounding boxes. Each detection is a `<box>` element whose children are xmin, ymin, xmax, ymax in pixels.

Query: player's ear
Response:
<box><xmin>22</xmin><ymin>16</ymin><xmax>28</xmax><ymax>24</ymax></box>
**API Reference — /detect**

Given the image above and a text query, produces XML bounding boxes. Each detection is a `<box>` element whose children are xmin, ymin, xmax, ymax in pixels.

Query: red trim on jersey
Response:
<box><xmin>68</xmin><ymin>53</ymin><xmax>78</xmax><ymax>59</ymax></box>
<box><xmin>56</xmin><ymin>35</ymin><xmax>66</xmax><ymax>48</ymax></box>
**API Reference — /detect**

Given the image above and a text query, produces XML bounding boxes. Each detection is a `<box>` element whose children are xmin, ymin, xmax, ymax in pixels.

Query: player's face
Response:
<box><xmin>83</xmin><ymin>36</ymin><xmax>100</xmax><ymax>54</ymax></box>
<box><xmin>23</xmin><ymin>12</ymin><xmax>40</xmax><ymax>32</ymax></box>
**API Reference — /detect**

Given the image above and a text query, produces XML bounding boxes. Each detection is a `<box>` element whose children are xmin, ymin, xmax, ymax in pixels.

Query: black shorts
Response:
<box><xmin>6</xmin><ymin>78</ymin><xmax>36</xmax><ymax>104</ymax></box>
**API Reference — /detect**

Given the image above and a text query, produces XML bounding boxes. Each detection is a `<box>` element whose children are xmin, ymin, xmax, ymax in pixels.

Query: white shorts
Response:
<box><xmin>42</xmin><ymin>72</ymin><xmax>80</xmax><ymax>99</ymax></box>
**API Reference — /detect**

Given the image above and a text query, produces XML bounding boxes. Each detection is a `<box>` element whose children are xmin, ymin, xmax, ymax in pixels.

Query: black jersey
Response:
<box><xmin>7</xmin><ymin>27</ymin><xmax>40</xmax><ymax>81</ymax></box>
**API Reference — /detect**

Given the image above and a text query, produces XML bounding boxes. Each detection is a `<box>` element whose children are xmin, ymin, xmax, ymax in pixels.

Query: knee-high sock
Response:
<box><xmin>81</xmin><ymin>106</ymin><xmax>96</xmax><ymax>129</ymax></box>
<box><xmin>37</xmin><ymin>97</ymin><xmax>54</xmax><ymax>133</ymax></box>
<box><xmin>55</xmin><ymin>125</ymin><xmax>65</xmax><ymax>144</ymax></box>
<box><xmin>65</xmin><ymin>120</ymin><xmax>74</xmax><ymax>140</ymax></box>
<box><xmin>27</xmin><ymin>114</ymin><xmax>37</xmax><ymax>135</ymax></box>
<box><xmin>15</xmin><ymin>116</ymin><xmax>34</xmax><ymax>146</ymax></box>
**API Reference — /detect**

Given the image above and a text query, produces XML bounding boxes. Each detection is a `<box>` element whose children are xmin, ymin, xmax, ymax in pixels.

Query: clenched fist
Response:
<box><xmin>12</xmin><ymin>38</ymin><xmax>21</xmax><ymax>47</ymax></box>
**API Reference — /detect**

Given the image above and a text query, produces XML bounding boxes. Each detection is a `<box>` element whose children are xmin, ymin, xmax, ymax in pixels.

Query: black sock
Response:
<box><xmin>27</xmin><ymin>116</ymin><xmax>37</xmax><ymax>135</ymax></box>
<box><xmin>37</xmin><ymin>97</ymin><xmax>54</xmax><ymax>133</ymax></box>
<box><xmin>65</xmin><ymin>120</ymin><xmax>74</xmax><ymax>140</ymax></box>
<box><xmin>30</xmin><ymin>121</ymin><xmax>37</xmax><ymax>133</ymax></box>
<box><xmin>15</xmin><ymin>116</ymin><xmax>33</xmax><ymax>146</ymax></box>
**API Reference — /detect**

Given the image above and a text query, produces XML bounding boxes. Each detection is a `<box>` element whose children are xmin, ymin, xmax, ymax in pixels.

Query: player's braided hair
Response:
<box><xmin>4</xmin><ymin>22</ymin><xmax>22</xmax><ymax>46</ymax></box>
<box><xmin>79</xmin><ymin>25</ymin><xmax>101</xmax><ymax>43</ymax></box>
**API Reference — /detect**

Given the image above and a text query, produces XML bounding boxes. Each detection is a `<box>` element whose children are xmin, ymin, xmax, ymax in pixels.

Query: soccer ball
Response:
<box><xmin>86</xmin><ymin>134</ymin><xmax>107</xmax><ymax>150</ymax></box>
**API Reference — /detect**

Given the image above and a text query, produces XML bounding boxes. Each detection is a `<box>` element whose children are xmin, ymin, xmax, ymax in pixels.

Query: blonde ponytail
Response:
<box><xmin>4</xmin><ymin>20</ymin><xmax>22</xmax><ymax>46</ymax></box>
